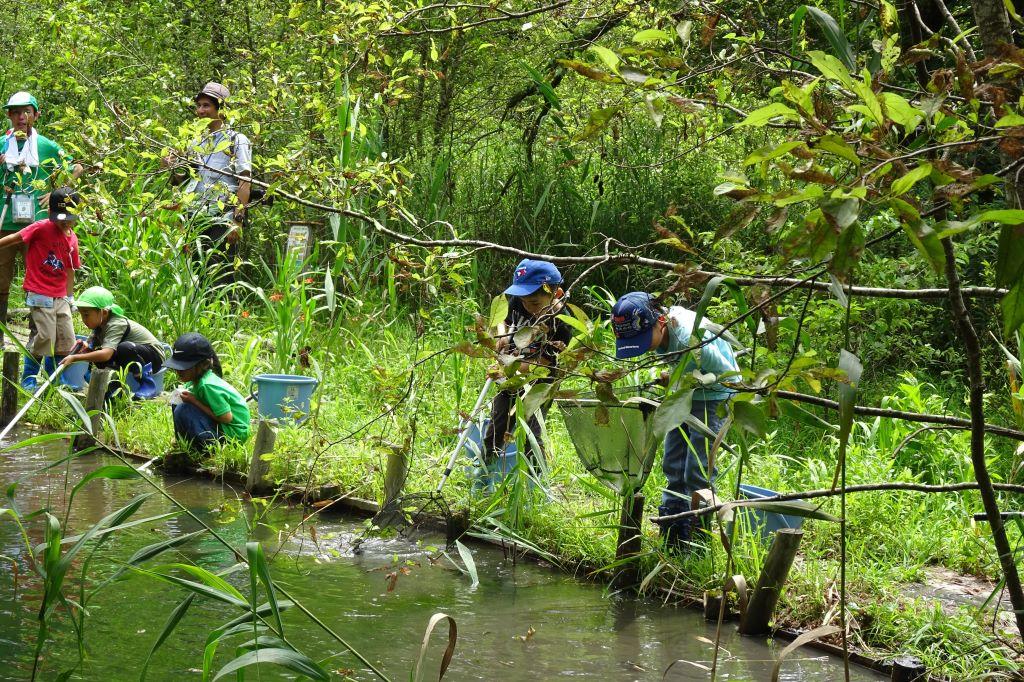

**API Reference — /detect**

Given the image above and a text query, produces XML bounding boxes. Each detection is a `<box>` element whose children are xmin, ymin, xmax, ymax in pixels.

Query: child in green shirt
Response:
<box><xmin>163</xmin><ymin>332</ymin><xmax>250</xmax><ymax>451</ymax></box>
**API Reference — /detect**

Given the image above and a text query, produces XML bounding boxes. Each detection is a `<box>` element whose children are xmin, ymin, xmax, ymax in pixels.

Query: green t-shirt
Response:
<box><xmin>187</xmin><ymin>370</ymin><xmax>251</xmax><ymax>442</ymax></box>
<box><xmin>89</xmin><ymin>315</ymin><xmax>166</xmax><ymax>358</ymax></box>
<box><xmin>1</xmin><ymin>132</ymin><xmax>74</xmax><ymax>232</ymax></box>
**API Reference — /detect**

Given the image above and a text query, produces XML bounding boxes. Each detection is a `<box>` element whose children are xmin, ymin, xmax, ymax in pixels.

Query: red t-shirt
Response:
<box><xmin>20</xmin><ymin>219</ymin><xmax>80</xmax><ymax>298</ymax></box>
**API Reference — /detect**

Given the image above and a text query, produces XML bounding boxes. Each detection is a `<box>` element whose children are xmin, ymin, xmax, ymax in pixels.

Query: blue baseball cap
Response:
<box><xmin>504</xmin><ymin>258</ymin><xmax>563</xmax><ymax>296</ymax></box>
<box><xmin>611</xmin><ymin>292</ymin><xmax>660</xmax><ymax>359</ymax></box>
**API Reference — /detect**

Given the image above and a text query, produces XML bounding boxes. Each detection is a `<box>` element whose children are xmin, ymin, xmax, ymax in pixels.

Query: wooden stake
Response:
<box><xmin>75</xmin><ymin>368</ymin><xmax>111</xmax><ymax>449</ymax></box>
<box><xmin>246</xmin><ymin>420</ymin><xmax>276</xmax><ymax>494</ymax></box>
<box><xmin>739</xmin><ymin>528</ymin><xmax>803</xmax><ymax>635</ymax></box>
<box><xmin>1</xmin><ymin>350</ymin><xmax>19</xmax><ymax>427</ymax></box>
<box><xmin>611</xmin><ymin>492</ymin><xmax>645</xmax><ymax>590</ymax></box>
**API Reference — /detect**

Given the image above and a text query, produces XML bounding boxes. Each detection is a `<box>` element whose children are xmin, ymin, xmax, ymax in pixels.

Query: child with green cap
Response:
<box><xmin>60</xmin><ymin>286</ymin><xmax>166</xmax><ymax>397</ymax></box>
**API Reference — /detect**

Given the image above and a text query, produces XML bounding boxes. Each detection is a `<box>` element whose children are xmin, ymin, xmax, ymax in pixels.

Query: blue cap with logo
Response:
<box><xmin>503</xmin><ymin>258</ymin><xmax>563</xmax><ymax>297</ymax></box>
<box><xmin>611</xmin><ymin>292</ymin><xmax>660</xmax><ymax>359</ymax></box>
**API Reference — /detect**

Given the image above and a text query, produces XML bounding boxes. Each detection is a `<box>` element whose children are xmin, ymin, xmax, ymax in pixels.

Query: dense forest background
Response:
<box><xmin>2</xmin><ymin>1</ymin><xmax>1024</xmax><ymax>678</ymax></box>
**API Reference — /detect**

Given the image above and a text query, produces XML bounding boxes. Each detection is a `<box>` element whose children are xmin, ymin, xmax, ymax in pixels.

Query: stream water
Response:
<box><xmin>0</xmin><ymin>431</ymin><xmax>886</xmax><ymax>681</ymax></box>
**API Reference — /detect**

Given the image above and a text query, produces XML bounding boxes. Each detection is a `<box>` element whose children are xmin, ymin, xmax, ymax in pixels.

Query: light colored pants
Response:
<box><xmin>27</xmin><ymin>296</ymin><xmax>75</xmax><ymax>356</ymax></box>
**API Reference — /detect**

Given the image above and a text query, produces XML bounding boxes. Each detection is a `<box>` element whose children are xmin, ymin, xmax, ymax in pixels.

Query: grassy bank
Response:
<box><xmin>25</xmin><ymin>310</ymin><xmax>1021</xmax><ymax>681</ymax></box>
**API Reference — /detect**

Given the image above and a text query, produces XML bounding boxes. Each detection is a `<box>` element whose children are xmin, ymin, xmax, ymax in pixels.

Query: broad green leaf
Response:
<box><xmin>880</xmin><ymin>92</ymin><xmax>923</xmax><ymax>131</ymax></box>
<box><xmin>575</xmin><ymin>106</ymin><xmax>620</xmax><ymax>141</ymax></box>
<box><xmin>633</xmin><ymin>28</ymin><xmax>674</xmax><ymax>44</ymax></box>
<box><xmin>1001</xmin><ymin>282</ymin><xmax>1024</xmax><ymax>336</ymax></box>
<box><xmin>995</xmin><ymin>113</ymin><xmax>1024</xmax><ymax>128</ymax></box>
<box><xmin>212</xmin><ymin>647</ymin><xmax>329</xmax><ymax>681</ymax></box>
<box><xmin>831</xmin><ymin>222</ymin><xmax>864</xmax><ymax>282</ymax></box>
<box><xmin>489</xmin><ymin>295</ymin><xmax>509</xmax><ymax>330</ymax></box>
<box><xmin>997</xmin><ymin>224</ymin><xmax>1024</xmax><ymax>287</ymax></box>
<box><xmin>821</xmin><ymin>197</ymin><xmax>860</xmax><ymax>229</ymax></box>
<box><xmin>774</xmin><ymin>184</ymin><xmax>824</xmax><ymax>206</ymax></box>
<box><xmin>806</xmin><ymin>50</ymin><xmax>853</xmax><ymax>88</ymax></box>
<box><xmin>647</xmin><ymin>389</ymin><xmax>694</xmax><ymax>453</ymax></box>
<box><xmin>891</xmin><ymin>162</ymin><xmax>932</xmax><ymax>196</ymax></box>
<box><xmin>744</xmin><ymin>140</ymin><xmax>806</xmax><ymax>165</ymax></box>
<box><xmin>737</xmin><ymin>103</ymin><xmax>799</xmax><ymax>128</ymax></box>
<box><xmin>901</xmin><ymin>219</ymin><xmax>945</xmax><ymax>275</ymax></box>
<box><xmin>935</xmin><ymin>209</ymin><xmax>1024</xmax><ymax>238</ymax></box>
<box><xmin>455</xmin><ymin>540</ymin><xmax>479</xmax><ymax>588</ymax></box>
<box><xmin>732</xmin><ymin>401</ymin><xmax>768</xmax><ymax>437</ymax></box>
<box><xmin>814</xmin><ymin>134</ymin><xmax>859</xmax><ymax>165</ymax></box>
<box><xmin>851</xmin><ymin>74</ymin><xmax>884</xmax><ymax>125</ymax></box>
<box><xmin>589</xmin><ymin>45</ymin><xmax>620</xmax><ymax>73</ymax></box>
<box><xmin>804</xmin><ymin>6</ymin><xmax>856</xmax><ymax>71</ymax></box>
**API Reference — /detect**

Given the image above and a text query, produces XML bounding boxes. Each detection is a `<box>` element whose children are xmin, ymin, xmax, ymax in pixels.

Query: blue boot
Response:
<box><xmin>131</xmin><ymin>363</ymin><xmax>160</xmax><ymax>400</ymax></box>
<box><xmin>20</xmin><ymin>355</ymin><xmax>40</xmax><ymax>391</ymax></box>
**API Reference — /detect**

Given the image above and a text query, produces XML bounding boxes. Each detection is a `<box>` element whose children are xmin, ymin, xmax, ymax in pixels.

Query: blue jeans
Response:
<box><xmin>660</xmin><ymin>400</ymin><xmax>727</xmax><ymax>517</ymax></box>
<box><xmin>173</xmin><ymin>402</ymin><xmax>223</xmax><ymax>451</ymax></box>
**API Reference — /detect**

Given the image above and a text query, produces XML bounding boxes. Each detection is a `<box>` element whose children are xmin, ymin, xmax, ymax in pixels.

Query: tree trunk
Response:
<box><xmin>971</xmin><ymin>0</ymin><xmax>1012</xmax><ymax>58</ymax></box>
<box><xmin>943</xmin><ymin>238</ymin><xmax>1024</xmax><ymax>635</ymax></box>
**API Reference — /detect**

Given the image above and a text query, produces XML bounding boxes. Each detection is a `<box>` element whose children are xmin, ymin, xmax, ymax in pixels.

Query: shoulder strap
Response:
<box><xmin>119</xmin><ymin>319</ymin><xmax>132</xmax><ymax>344</ymax></box>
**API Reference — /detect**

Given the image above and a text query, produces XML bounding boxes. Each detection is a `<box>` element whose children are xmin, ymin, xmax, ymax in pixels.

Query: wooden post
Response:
<box><xmin>1</xmin><ymin>350</ymin><xmax>19</xmax><ymax>427</ymax></box>
<box><xmin>739</xmin><ymin>528</ymin><xmax>804</xmax><ymax>635</ymax></box>
<box><xmin>246</xmin><ymin>420</ymin><xmax>276</xmax><ymax>494</ymax></box>
<box><xmin>611</xmin><ymin>492</ymin><xmax>645</xmax><ymax>590</ymax></box>
<box><xmin>75</xmin><ymin>369</ymin><xmax>111</xmax><ymax>449</ymax></box>
<box><xmin>889</xmin><ymin>656</ymin><xmax>927</xmax><ymax>682</ymax></box>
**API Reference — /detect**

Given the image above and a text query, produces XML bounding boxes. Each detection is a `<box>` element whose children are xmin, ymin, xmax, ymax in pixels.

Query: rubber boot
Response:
<box><xmin>131</xmin><ymin>363</ymin><xmax>160</xmax><ymax>400</ymax></box>
<box><xmin>20</xmin><ymin>355</ymin><xmax>40</xmax><ymax>391</ymax></box>
<box><xmin>658</xmin><ymin>503</ymin><xmax>693</xmax><ymax>554</ymax></box>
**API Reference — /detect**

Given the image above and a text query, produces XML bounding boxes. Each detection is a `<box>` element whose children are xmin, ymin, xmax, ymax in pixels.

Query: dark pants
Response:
<box><xmin>96</xmin><ymin>342</ymin><xmax>163</xmax><ymax>373</ymax></box>
<box><xmin>484</xmin><ymin>388</ymin><xmax>550</xmax><ymax>469</ymax></box>
<box><xmin>173</xmin><ymin>402</ymin><xmax>223</xmax><ymax>452</ymax></box>
<box><xmin>659</xmin><ymin>400</ymin><xmax>728</xmax><ymax>518</ymax></box>
<box><xmin>189</xmin><ymin>214</ymin><xmax>239</xmax><ymax>289</ymax></box>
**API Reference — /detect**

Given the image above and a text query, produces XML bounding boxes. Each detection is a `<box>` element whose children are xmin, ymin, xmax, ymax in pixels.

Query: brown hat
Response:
<box><xmin>195</xmin><ymin>81</ymin><xmax>229</xmax><ymax>105</ymax></box>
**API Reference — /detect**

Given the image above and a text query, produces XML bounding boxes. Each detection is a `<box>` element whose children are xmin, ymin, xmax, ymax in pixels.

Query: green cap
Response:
<box><xmin>73</xmin><ymin>286</ymin><xmax>125</xmax><ymax>316</ymax></box>
<box><xmin>4</xmin><ymin>91</ymin><xmax>38</xmax><ymax>112</ymax></box>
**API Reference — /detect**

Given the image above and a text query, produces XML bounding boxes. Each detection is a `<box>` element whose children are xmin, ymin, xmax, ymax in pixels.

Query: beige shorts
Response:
<box><xmin>27</xmin><ymin>296</ymin><xmax>75</xmax><ymax>357</ymax></box>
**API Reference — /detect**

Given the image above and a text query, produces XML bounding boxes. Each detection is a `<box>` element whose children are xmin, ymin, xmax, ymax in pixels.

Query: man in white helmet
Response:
<box><xmin>0</xmin><ymin>91</ymin><xmax>83</xmax><ymax>329</ymax></box>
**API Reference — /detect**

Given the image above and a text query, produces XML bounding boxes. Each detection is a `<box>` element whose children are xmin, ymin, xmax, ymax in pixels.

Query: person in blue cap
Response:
<box><xmin>483</xmin><ymin>258</ymin><xmax>571</xmax><ymax>470</ymax></box>
<box><xmin>611</xmin><ymin>291</ymin><xmax>739</xmax><ymax>551</ymax></box>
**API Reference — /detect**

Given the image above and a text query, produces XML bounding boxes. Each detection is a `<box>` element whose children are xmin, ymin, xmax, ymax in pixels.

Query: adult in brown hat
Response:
<box><xmin>163</xmin><ymin>81</ymin><xmax>251</xmax><ymax>286</ymax></box>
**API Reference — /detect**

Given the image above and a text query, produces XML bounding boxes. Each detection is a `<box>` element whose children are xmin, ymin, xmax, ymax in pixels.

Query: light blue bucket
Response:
<box><xmin>61</xmin><ymin>361</ymin><xmax>89</xmax><ymax>390</ymax></box>
<box><xmin>250</xmin><ymin>374</ymin><xmax>319</xmax><ymax>422</ymax></box>
<box><xmin>60</xmin><ymin>334</ymin><xmax>90</xmax><ymax>390</ymax></box>
<box><xmin>738</xmin><ymin>484</ymin><xmax>806</xmax><ymax>541</ymax></box>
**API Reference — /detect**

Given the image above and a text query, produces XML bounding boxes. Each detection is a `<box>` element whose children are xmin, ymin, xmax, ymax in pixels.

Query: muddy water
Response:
<box><xmin>0</xmin><ymin>431</ymin><xmax>885</xmax><ymax>680</ymax></box>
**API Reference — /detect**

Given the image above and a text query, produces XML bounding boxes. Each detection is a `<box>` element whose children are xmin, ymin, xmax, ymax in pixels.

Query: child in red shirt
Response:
<box><xmin>0</xmin><ymin>187</ymin><xmax>81</xmax><ymax>388</ymax></box>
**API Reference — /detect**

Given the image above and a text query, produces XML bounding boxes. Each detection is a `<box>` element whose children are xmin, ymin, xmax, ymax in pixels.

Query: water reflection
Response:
<box><xmin>0</xmin><ymin>431</ymin><xmax>885</xmax><ymax>681</ymax></box>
